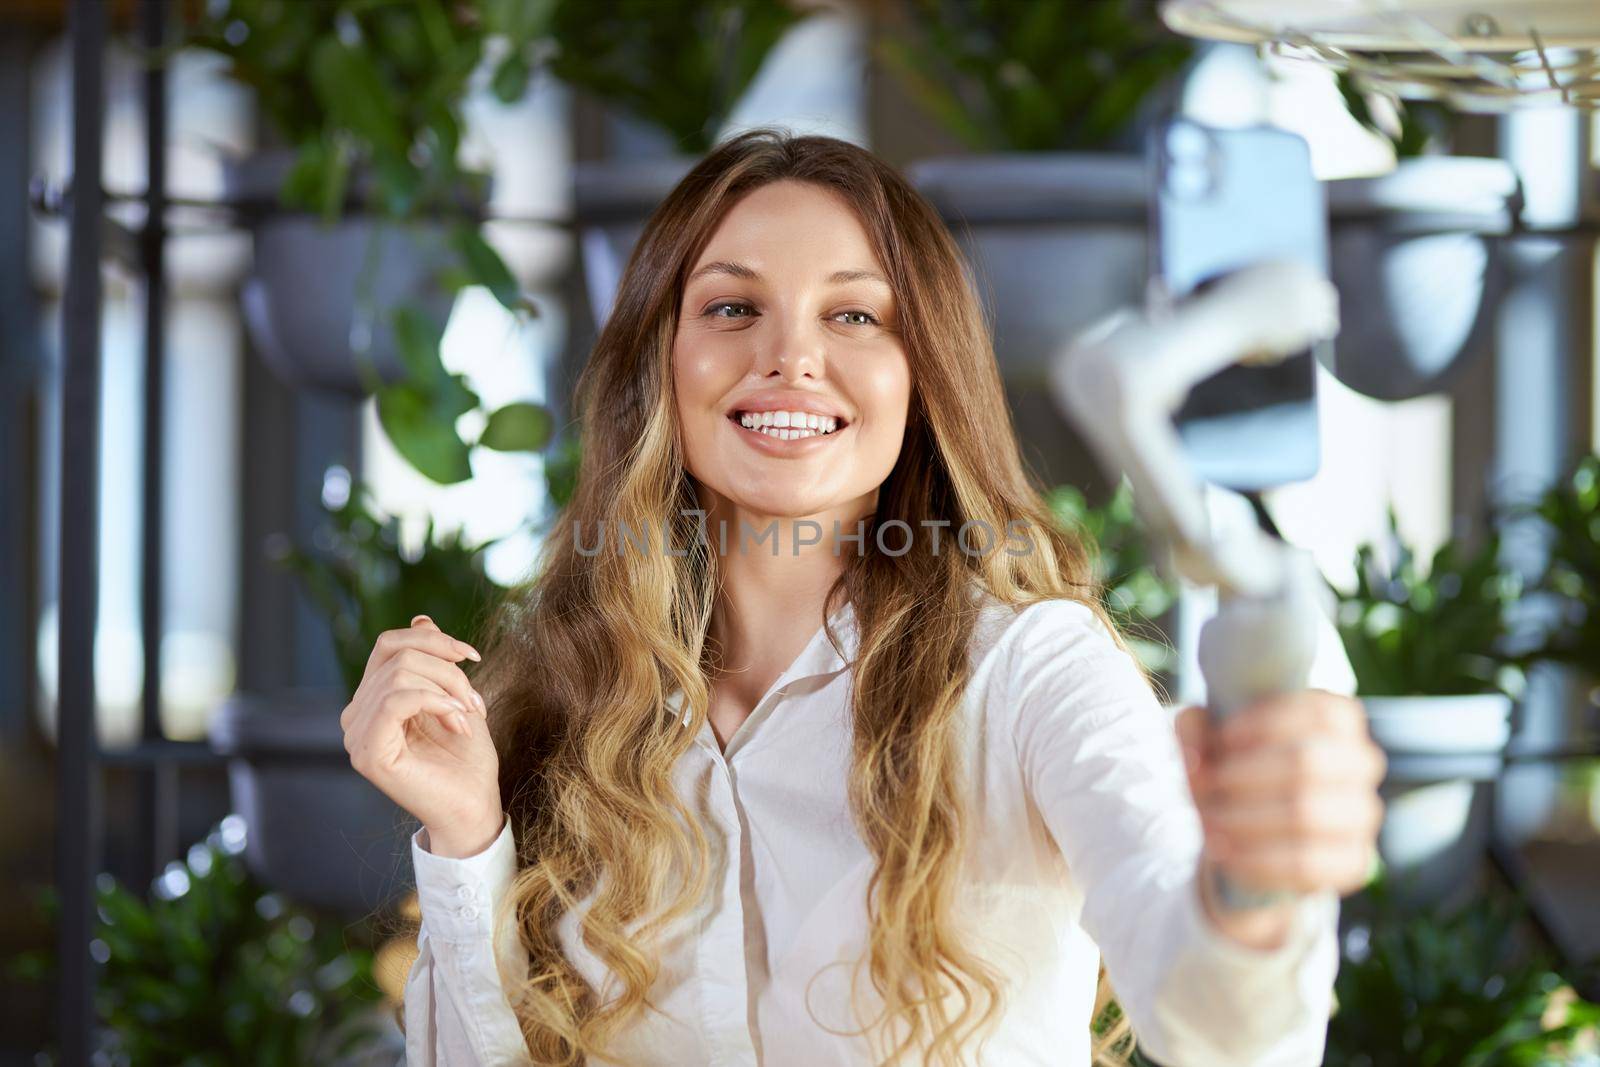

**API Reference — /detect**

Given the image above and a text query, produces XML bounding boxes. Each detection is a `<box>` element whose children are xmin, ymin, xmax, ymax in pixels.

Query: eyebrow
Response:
<box><xmin>686</xmin><ymin>260</ymin><xmax>891</xmax><ymax>287</ymax></box>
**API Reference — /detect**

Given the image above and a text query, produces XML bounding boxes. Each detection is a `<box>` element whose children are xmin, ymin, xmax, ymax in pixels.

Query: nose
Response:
<box><xmin>756</xmin><ymin>310</ymin><xmax>826</xmax><ymax>381</ymax></box>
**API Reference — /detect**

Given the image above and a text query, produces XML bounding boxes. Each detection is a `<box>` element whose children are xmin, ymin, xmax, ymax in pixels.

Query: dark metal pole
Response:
<box><xmin>138</xmin><ymin>0</ymin><xmax>177</xmax><ymax>896</ymax></box>
<box><xmin>58</xmin><ymin>0</ymin><xmax>106</xmax><ymax>1060</ymax></box>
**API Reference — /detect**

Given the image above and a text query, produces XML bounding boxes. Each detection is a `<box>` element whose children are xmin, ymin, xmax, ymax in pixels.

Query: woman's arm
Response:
<box><xmin>1006</xmin><ymin>599</ymin><xmax>1340</xmax><ymax>1067</ymax></box>
<box><xmin>404</xmin><ymin>814</ymin><xmax>532</xmax><ymax>1066</ymax></box>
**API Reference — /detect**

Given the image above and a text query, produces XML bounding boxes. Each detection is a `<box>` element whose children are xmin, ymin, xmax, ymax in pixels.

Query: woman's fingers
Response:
<box><xmin>1199</xmin><ymin>736</ymin><xmax>1386</xmax><ymax>799</ymax></box>
<box><xmin>382</xmin><ymin>648</ymin><xmax>486</xmax><ymax>719</ymax></box>
<box><xmin>1203</xmin><ymin>788</ymin><xmax>1384</xmax><ymax>842</ymax></box>
<box><xmin>345</xmin><ymin>688</ymin><xmax>473</xmax><ymax>767</ymax></box>
<box><xmin>363</xmin><ymin>616</ymin><xmax>481</xmax><ymax>677</ymax></box>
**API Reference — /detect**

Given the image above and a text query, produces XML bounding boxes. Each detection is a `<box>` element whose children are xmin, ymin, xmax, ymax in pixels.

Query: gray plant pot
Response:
<box><xmin>209</xmin><ymin>687</ymin><xmax>417</xmax><ymax>919</ymax></box>
<box><xmin>222</xmin><ymin>150</ymin><xmax>476</xmax><ymax>396</ymax></box>
<box><xmin>573</xmin><ymin>155</ymin><xmax>698</xmax><ymax>331</ymax></box>
<box><xmin>908</xmin><ymin>153</ymin><xmax>1151</xmax><ymax>492</ymax></box>
<box><xmin>1363</xmin><ymin>692</ymin><xmax>1513</xmax><ymax>904</ymax></box>
<box><xmin>1323</xmin><ymin>156</ymin><xmax>1519</xmax><ymax>401</ymax></box>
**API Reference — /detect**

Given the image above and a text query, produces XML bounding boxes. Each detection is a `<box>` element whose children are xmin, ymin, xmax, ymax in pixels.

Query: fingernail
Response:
<box><xmin>473</xmin><ymin>691</ymin><xmax>486</xmax><ymax>714</ymax></box>
<box><xmin>452</xmin><ymin>711</ymin><xmax>468</xmax><ymax>734</ymax></box>
<box><xmin>458</xmin><ymin>641</ymin><xmax>481</xmax><ymax>662</ymax></box>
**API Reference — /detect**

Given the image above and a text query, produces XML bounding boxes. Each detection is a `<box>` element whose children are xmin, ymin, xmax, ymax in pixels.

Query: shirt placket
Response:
<box><xmin>696</xmin><ymin>703</ymin><xmax>766</xmax><ymax>1066</ymax></box>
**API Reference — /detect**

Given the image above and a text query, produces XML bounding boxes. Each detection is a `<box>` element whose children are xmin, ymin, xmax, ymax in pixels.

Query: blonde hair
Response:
<box><xmin>413</xmin><ymin>128</ymin><xmax>1167</xmax><ymax>1066</ymax></box>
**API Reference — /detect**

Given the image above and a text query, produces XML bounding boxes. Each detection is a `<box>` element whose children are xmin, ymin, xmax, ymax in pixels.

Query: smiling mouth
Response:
<box><xmin>727</xmin><ymin>411</ymin><xmax>849</xmax><ymax>441</ymax></box>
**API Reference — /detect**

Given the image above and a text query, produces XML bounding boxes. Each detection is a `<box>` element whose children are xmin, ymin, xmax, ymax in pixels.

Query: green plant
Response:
<box><xmin>877</xmin><ymin>0</ymin><xmax>1195</xmax><ymax>152</ymax></box>
<box><xmin>5</xmin><ymin>818</ymin><xmax>389</xmax><ymax>1065</ymax></box>
<box><xmin>1335</xmin><ymin>70</ymin><xmax>1454</xmax><ymax>159</ymax></box>
<box><xmin>1508</xmin><ymin>453</ymin><xmax>1600</xmax><ymax>675</ymax></box>
<box><xmin>1328</xmin><ymin>507</ymin><xmax>1525</xmax><ymax>698</ymax></box>
<box><xmin>1326</xmin><ymin>877</ymin><xmax>1600</xmax><ymax>1066</ymax></box>
<box><xmin>1046</xmin><ymin>477</ymin><xmax>1179</xmax><ymax>675</ymax></box>
<box><xmin>187</xmin><ymin>0</ymin><xmax>556</xmax><ymax>484</ymax></box>
<box><xmin>268</xmin><ymin>476</ymin><xmax>506</xmax><ymax>695</ymax></box>
<box><xmin>542</xmin><ymin>0</ymin><xmax>807</xmax><ymax>154</ymax></box>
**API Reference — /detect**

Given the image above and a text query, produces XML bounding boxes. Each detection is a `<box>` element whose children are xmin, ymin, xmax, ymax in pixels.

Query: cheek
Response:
<box><xmin>856</xmin><ymin>354</ymin><xmax>912</xmax><ymax>434</ymax></box>
<box><xmin>672</xmin><ymin>340</ymin><xmax>714</xmax><ymax>400</ymax></box>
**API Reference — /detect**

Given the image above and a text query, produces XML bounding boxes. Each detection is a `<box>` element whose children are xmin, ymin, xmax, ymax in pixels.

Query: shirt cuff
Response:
<box><xmin>1183</xmin><ymin>872</ymin><xmax>1339</xmax><ymax>971</ymax></box>
<box><xmin>411</xmin><ymin>814</ymin><xmax>516</xmax><ymax>943</ymax></box>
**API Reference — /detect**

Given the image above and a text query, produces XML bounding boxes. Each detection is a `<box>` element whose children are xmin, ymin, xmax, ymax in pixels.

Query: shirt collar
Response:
<box><xmin>667</xmin><ymin>598</ymin><xmax>859</xmax><ymax>727</ymax></box>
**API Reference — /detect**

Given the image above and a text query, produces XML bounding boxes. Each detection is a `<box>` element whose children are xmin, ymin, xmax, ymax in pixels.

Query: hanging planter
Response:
<box><xmin>572</xmin><ymin>154</ymin><xmax>696</xmax><ymax>331</ymax></box>
<box><xmin>223</xmin><ymin>150</ymin><xmax>477</xmax><ymax>397</ymax></box>
<box><xmin>1363</xmin><ymin>692</ymin><xmax>1514</xmax><ymax>905</ymax></box>
<box><xmin>209</xmin><ymin>687</ymin><xmax>411</xmax><ymax>919</ymax></box>
<box><xmin>191</xmin><ymin>0</ymin><xmax>547</xmax><ymax>473</ymax></box>
<box><xmin>1323</xmin><ymin>156</ymin><xmax>1519</xmax><ymax>402</ymax></box>
<box><xmin>907</xmin><ymin>153</ymin><xmax>1150</xmax><ymax>490</ymax></box>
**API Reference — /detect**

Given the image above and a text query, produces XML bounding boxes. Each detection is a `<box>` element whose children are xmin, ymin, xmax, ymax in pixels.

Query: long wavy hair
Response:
<box><xmin>424</xmin><ymin>128</ymin><xmax>1169</xmax><ymax>1066</ymax></box>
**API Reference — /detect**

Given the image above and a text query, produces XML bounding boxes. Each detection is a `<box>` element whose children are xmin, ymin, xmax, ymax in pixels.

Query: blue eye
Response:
<box><xmin>838</xmin><ymin>309</ymin><xmax>880</xmax><ymax>326</ymax></box>
<box><xmin>708</xmin><ymin>301</ymin><xmax>753</xmax><ymax>319</ymax></box>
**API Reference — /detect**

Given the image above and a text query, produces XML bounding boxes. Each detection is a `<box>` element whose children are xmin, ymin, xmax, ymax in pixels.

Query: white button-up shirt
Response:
<box><xmin>404</xmin><ymin>594</ymin><xmax>1341</xmax><ymax>1066</ymax></box>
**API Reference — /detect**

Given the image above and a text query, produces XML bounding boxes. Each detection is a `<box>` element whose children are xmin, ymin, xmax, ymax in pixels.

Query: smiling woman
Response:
<box><xmin>375</xmin><ymin>127</ymin><xmax>1368</xmax><ymax>1067</ymax></box>
<box><xmin>674</xmin><ymin>180</ymin><xmax>911</xmax><ymax>557</ymax></box>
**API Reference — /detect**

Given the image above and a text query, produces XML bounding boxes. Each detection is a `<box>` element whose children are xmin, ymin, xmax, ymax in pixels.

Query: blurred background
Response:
<box><xmin>1</xmin><ymin>0</ymin><xmax>1597</xmax><ymax>1063</ymax></box>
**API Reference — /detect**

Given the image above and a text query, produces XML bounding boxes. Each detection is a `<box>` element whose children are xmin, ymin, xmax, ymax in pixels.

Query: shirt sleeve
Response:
<box><xmin>404</xmin><ymin>814</ymin><xmax>532</xmax><ymax>1066</ymax></box>
<box><xmin>1006</xmin><ymin>598</ymin><xmax>1340</xmax><ymax>1067</ymax></box>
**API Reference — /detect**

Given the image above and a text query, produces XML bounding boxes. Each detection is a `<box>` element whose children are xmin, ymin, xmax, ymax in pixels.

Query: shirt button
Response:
<box><xmin>455</xmin><ymin>884</ymin><xmax>476</xmax><ymax>902</ymax></box>
<box><xmin>457</xmin><ymin>904</ymin><xmax>480</xmax><ymax>921</ymax></box>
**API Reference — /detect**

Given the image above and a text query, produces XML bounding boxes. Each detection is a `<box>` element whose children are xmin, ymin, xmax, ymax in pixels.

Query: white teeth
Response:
<box><xmin>734</xmin><ymin>410</ymin><xmax>843</xmax><ymax>438</ymax></box>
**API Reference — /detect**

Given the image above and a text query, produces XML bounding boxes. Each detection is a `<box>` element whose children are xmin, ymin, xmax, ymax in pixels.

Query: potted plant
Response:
<box><xmin>188</xmin><ymin>0</ymin><xmax>556</xmax><ymax>484</ymax></box>
<box><xmin>1328</xmin><ymin>507</ymin><xmax>1526</xmax><ymax>904</ymax></box>
<box><xmin>1325</xmin><ymin>874</ymin><xmax>1600</xmax><ymax>1065</ymax></box>
<box><xmin>1321</xmin><ymin>70</ymin><xmax>1518</xmax><ymax>402</ymax></box>
<box><xmin>542</xmin><ymin>0</ymin><xmax>810</xmax><ymax>328</ymax></box>
<box><xmin>1506</xmin><ymin>452</ymin><xmax>1600</xmax><ymax>838</ymax></box>
<box><xmin>209</xmin><ymin>477</ymin><xmax>510</xmax><ymax>917</ymax></box>
<box><xmin>1046</xmin><ymin>476</ymin><xmax>1179</xmax><ymax>679</ymax></box>
<box><xmin>6</xmin><ymin>818</ymin><xmax>397</xmax><ymax>1065</ymax></box>
<box><xmin>887</xmin><ymin>0</ymin><xmax>1195</xmax><ymax>490</ymax></box>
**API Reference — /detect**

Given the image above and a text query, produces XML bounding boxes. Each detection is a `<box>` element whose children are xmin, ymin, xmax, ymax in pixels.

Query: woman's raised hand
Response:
<box><xmin>340</xmin><ymin>614</ymin><xmax>504</xmax><ymax>857</ymax></box>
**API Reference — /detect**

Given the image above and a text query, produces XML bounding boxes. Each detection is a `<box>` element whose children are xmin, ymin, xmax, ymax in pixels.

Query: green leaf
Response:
<box><xmin>375</xmin><ymin>384</ymin><xmax>475</xmax><ymax>484</ymax></box>
<box><xmin>307</xmin><ymin>38</ymin><xmax>407</xmax><ymax>160</ymax></box>
<box><xmin>450</xmin><ymin>227</ymin><xmax>520</xmax><ymax>312</ymax></box>
<box><xmin>543</xmin><ymin>433</ymin><xmax>581</xmax><ymax>510</ymax></box>
<box><xmin>391</xmin><ymin>306</ymin><xmax>449</xmax><ymax>388</ymax></box>
<box><xmin>478</xmin><ymin>401</ymin><xmax>553</xmax><ymax>452</ymax></box>
<box><xmin>484</xmin><ymin>0</ymin><xmax>556</xmax><ymax>43</ymax></box>
<box><xmin>491</xmin><ymin>51</ymin><xmax>532</xmax><ymax>104</ymax></box>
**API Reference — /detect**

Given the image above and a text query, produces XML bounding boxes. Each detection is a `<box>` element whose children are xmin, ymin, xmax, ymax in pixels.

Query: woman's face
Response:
<box><xmin>672</xmin><ymin>180</ymin><xmax>912</xmax><ymax>527</ymax></box>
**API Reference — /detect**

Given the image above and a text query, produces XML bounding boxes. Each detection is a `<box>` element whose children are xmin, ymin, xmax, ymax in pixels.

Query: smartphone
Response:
<box><xmin>1148</xmin><ymin>118</ymin><xmax>1327</xmax><ymax>491</ymax></box>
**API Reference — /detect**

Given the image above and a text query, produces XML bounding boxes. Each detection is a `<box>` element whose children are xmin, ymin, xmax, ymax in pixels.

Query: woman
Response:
<box><xmin>341</xmin><ymin>128</ymin><xmax>1385</xmax><ymax>1066</ymax></box>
